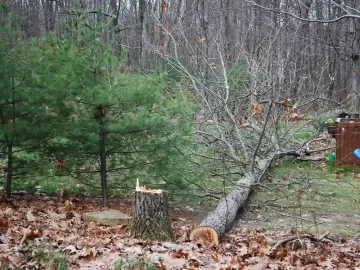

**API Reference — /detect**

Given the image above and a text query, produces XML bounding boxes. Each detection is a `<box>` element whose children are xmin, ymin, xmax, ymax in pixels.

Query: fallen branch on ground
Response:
<box><xmin>270</xmin><ymin>232</ymin><xmax>333</xmax><ymax>256</ymax></box>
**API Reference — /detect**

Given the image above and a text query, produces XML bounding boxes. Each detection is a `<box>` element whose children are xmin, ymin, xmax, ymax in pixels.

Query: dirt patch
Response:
<box><xmin>170</xmin><ymin>205</ymin><xmax>209</xmax><ymax>225</ymax></box>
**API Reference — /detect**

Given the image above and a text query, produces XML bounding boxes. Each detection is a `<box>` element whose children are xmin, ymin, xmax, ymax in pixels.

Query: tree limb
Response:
<box><xmin>244</xmin><ymin>0</ymin><xmax>360</xmax><ymax>23</ymax></box>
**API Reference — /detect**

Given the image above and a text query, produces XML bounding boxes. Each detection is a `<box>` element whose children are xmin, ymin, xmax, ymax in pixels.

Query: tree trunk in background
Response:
<box><xmin>5</xmin><ymin>141</ymin><xmax>13</xmax><ymax>198</ymax></box>
<box><xmin>138</xmin><ymin>0</ymin><xmax>146</xmax><ymax>67</ymax></box>
<box><xmin>4</xmin><ymin>0</ymin><xmax>359</xmax><ymax>106</ymax></box>
<box><xmin>38</xmin><ymin>0</ymin><xmax>46</xmax><ymax>37</ymax></box>
<box><xmin>222</xmin><ymin>0</ymin><xmax>233</xmax><ymax>62</ymax></box>
<box><xmin>351</xmin><ymin>56</ymin><xmax>360</xmax><ymax>114</ymax></box>
<box><xmin>99</xmin><ymin>130</ymin><xmax>109</xmax><ymax>204</ymax></box>
<box><xmin>132</xmin><ymin>189</ymin><xmax>174</xmax><ymax>241</ymax></box>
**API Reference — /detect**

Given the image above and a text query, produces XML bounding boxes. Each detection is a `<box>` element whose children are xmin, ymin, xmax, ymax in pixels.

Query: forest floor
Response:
<box><xmin>1</xmin><ymin>134</ymin><xmax>360</xmax><ymax>269</ymax></box>
<box><xmin>0</xmin><ymin>192</ymin><xmax>360</xmax><ymax>269</ymax></box>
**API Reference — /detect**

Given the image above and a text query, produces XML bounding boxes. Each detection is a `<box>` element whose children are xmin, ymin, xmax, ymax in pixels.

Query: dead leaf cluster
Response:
<box><xmin>0</xmin><ymin>194</ymin><xmax>359</xmax><ymax>269</ymax></box>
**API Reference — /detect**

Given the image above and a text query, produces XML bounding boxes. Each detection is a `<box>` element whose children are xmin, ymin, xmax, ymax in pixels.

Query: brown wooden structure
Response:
<box><xmin>336</xmin><ymin>121</ymin><xmax>360</xmax><ymax>165</ymax></box>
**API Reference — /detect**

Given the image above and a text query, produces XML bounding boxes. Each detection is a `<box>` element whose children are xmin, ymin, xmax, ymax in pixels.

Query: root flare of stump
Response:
<box><xmin>132</xmin><ymin>190</ymin><xmax>174</xmax><ymax>242</ymax></box>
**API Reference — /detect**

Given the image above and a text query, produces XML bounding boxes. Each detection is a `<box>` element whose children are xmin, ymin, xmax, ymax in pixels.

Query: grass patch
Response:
<box><xmin>9</xmin><ymin>173</ymin><xmax>208</xmax><ymax>208</ymax></box>
<box><xmin>248</xmin><ymin>159</ymin><xmax>360</xmax><ymax>236</ymax></box>
<box><xmin>11</xmin><ymin>175</ymin><xmax>101</xmax><ymax>197</ymax></box>
<box><xmin>115</xmin><ymin>259</ymin><xmax>158</xmax><ymax>270</ymax></box>
<box><xmin>293</xmin><ymin>126</ymin><xmax>316</xmax><ymax>140</ymax></box>
<box><xmin>24</xmin><ymin>242</ymin><xmax>67</xmax><ymax>270</ymax></box>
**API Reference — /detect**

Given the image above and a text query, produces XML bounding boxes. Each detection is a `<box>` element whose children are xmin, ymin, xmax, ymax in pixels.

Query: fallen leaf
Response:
<box><xmin>290</xmin><ymin>112</ymin><xmax>299</xmax><ymax>121</ymax></box>
<box><xmin>63</xmin><ymin>244</ymin><xmax>77</xmax><ymax>254</ymax></box>
<box><xmin>211</xmin><ymin>252</ymin><xmax>219</xmax><ymax>262</ymax></box>
<box><xmin>160</xmin><ymin>1</ymin><xmax>168</xmax><ymax>8</ymax></box>
<box><xmin>157</xmin><ymin>258</ymin><xmax>167</xmax><ymax>270</ymax></box>
<box><xmin>281</xmin><ymin>98</ymin><xmax>291</xmax><ymax>105</ymax></box>
<box><xmin>4</xmin><ymin>208</ymin><xmax>13</xmax><ymax>216</ymax></box>
<box><xmin>0</xmin><ymin>219</ymin><xmax>9</xmax><ymax>228</ymax></box>
<box><xmin>78</xmin><ymin>246</ymin><xmax>97</xmax><ymax>259</ymax></box>
<box><xmin>20</xmin><ymin>226</ymin><xmax>41</xmax><ymax>245</ymax></box>
<box><xmin>188</xmin><ymin>258</ymin><xmax>201</xmax><ymax>267</ymax></box>
<box><xmin>199</xmin><ymin>36</ymin><xmax>206</xmax><ymax>43</ymax></box>
<box><xmin>251</xmin><ymin>103</ymin><xmax>262</xmax><ymax>114</ymax></box>
<box><xmin>26</xmin><ymin>210</ymin><xmax>36</xmax><ymax>222</ymax></box>
<box><xmin>171</xmin><ymin>249</ymin><xmax>188</xmax><ymax>259</ymax></box>
<box><xmin>236</xmin><ymin>243</ymin><xmax>248</xmax><ymax>256</ymax></box>
<box><xmin>0</xmin><ymin>244</ymin><xmax>9</xmax><ymax>253</ymax></box>
<box><xmin>64</xmin><ymin>200</ymin><xmax>73</xmax><ymax>210</ymax></box>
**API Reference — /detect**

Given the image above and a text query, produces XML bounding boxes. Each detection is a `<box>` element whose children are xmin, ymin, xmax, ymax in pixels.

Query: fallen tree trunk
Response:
<box><xmin>190</xmin><ymin>159</ymin><xmax>271</xmax><ymax>244</ymax></box>
<box><xmin>190</xmin><ymin>125</ymin><xmax>333</xmax><ymax>244</ymax></box>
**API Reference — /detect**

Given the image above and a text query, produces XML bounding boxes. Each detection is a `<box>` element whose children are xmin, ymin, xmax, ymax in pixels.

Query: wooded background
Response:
<box><xmin>5</xmin><ymin>0</ymin><xmax>360</xmax><ymax>106</ymax></box>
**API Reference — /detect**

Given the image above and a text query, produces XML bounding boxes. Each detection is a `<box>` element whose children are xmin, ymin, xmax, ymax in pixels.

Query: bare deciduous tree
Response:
<box><xmin>150</xmin><ymin>1</ymin><xmax>352</xmax><ymax>239</ymax></box>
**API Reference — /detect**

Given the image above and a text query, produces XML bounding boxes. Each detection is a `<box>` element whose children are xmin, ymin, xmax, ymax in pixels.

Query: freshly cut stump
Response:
<box><xmin>132</xmin><ymin>189</ymin><xmax>174</xmax><ymax>241</ymax></box>
<box><xmin>190</xmin><ymin>226</ymin><xmax>219</xmax><ymax>245</ymax></box>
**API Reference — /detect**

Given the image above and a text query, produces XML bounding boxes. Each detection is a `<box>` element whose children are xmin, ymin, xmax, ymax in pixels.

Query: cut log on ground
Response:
<box><xmin>132</xmin><ymin>184</ymin><xmax>174</xmax><ymax>242</ymax></box>
<box><xmin>190</xmin><ymin>159</ymin><xmax>271</xmax><ymax>244</ymax></box>
<box><xmin>190</xmin><ymin>226</ymin><xmax>219</xmax><ymax>245</ymax></box>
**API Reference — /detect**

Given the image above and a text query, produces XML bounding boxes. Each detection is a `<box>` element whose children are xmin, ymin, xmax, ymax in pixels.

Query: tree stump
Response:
<box><xmin>132</xmin><ymin>187</ymin><xmax>174</xmax><ymax>242</ymax></box>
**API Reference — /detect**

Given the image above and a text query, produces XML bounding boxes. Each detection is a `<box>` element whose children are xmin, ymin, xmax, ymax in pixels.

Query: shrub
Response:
<box><xmin>313</xmin><ymin>111</ymin><xmax>336</xmax><ymax>132</ymax></box>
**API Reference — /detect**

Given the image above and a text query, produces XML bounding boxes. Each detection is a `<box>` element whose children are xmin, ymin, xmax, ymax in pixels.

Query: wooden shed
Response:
<box><xmin>336</xmin><ymin>120</ymin><xmax>360</xmax><ymax>165</ymax></box>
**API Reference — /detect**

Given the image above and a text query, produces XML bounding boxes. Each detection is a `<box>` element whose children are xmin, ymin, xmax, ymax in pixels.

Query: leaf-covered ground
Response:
<box><xmin>0</xmin><ymin>194</ymin><xmax>359</xmax><ymax>269</ymax></box>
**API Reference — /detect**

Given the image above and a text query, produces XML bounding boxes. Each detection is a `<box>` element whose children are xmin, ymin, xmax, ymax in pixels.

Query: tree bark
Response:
<box><xmin>191</xmin><ymin>159</ymin><xmax>270</xmax><ymax>243</ymax></box>
<box><xmin>350</xmin><ymin>56</ymin><xmax>360</xmax><ymax>113</ymax></box>
<box><xmin>132</xmin><ymin>189</ymin><xmax>174</xmax><ymax>242</ymax></box>
<box><xmin>99</xmin><ymin>130</ymin><xmax>108</xmax><ymax>204</ymax></box>
<box><xmin>5</xmin><ymin>141</ymin><xmax>12</xmax><ymax>198</ymax></box>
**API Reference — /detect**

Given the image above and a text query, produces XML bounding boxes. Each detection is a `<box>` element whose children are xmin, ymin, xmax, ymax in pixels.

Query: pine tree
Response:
<box><xmin>0</xmin><ymin>6</ymin><xmax>69</xmax><ymax>197</ymax></box>
<box><xmin>41</xmin><ymin>12</ymin><xmax>195</xmax><ymax>204</ymax></box>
